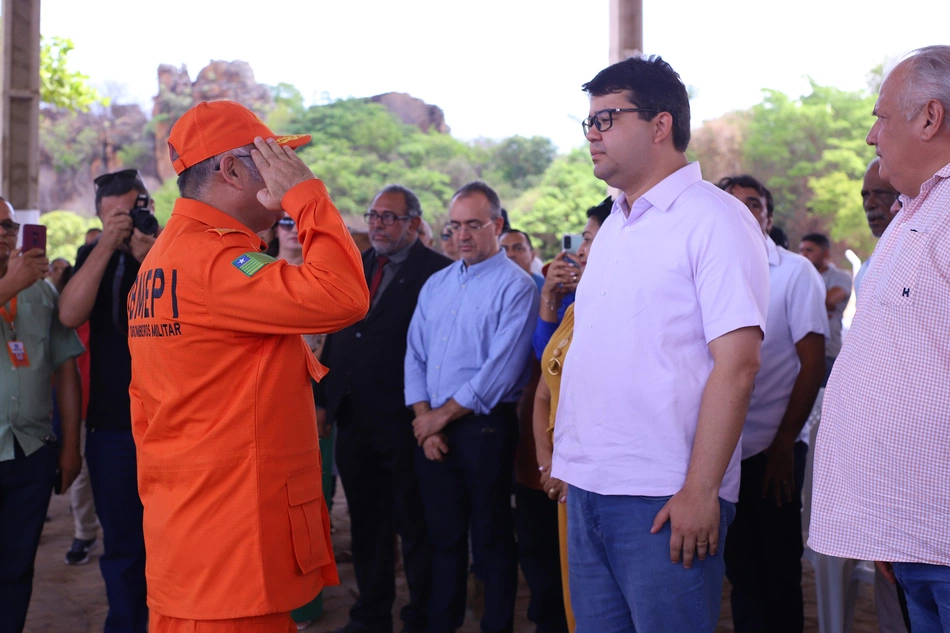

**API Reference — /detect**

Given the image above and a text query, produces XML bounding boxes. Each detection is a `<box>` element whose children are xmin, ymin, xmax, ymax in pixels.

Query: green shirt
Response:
<box><xmin>0</xmin><ymin>280</ymin><xmax>84</xmax><ymax>461</ymax></box>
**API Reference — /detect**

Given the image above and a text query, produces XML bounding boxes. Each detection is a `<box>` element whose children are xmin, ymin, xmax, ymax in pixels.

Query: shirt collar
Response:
<box><xmin>377</xmin><ymin>238</ymin><xmax>416</xmax><ymax>265</ymax></box>
<box><xmin>912</xmin><ymin>160</ymin><xmax>950</xmax><ymax>203</ymax></box>
<box><xmin>457</xmin><ymin>249</ymin><xmax>507</xmax><ymax>276</ymax></box>
<box><xmin>612</xmin><ymin>162</ymin><xmax>703</xmax><ymax>220</ymax></box>
<box><xmin>765</xmin><ymin>235</ymin><xmax>781</xmax><ymax>267</ymax></box>
<box><xmin>171</xmin><ymin>198</ymin><xmax>267</xmax><ymax>251</ymax></box>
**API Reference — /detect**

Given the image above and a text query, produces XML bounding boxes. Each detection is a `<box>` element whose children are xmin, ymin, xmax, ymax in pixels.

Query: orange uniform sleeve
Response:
<box><xmin>205</xmin><ymin>179</ymin><xmax>370</xmax><ymax>335</ymax></box>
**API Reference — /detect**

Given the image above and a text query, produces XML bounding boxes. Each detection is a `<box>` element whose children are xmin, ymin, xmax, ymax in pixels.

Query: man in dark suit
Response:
<box><xmin>318</xmin><ymin>184</ymin><xmax>451</xmax><ymax>633</ymax></box>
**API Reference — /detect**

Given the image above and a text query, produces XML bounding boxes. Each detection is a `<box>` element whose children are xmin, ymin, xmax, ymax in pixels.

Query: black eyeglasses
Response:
<box><xmin>582</xmin><ymin>108</ymin><xmax>660</xmax><ymax>135</ymax></box>
<box><xmin>277</xmin><ymin>217</ymin><xmax>295</xmax><ymax>230</ymax></box>
<box><xmin>440</xmin><ymin>232</ymin><xmax>453</xmax><ymax>241</ymax></box>
<box><xmin>0</xmin><ymin>220</ymin><xmax>21</xmax><ymax>236</ymax></box>
<box><xmin>364</xmin><ymin>211</ymin><xmax>412</xmax><ymax>226</ymax></box>
<box><xmin>213</xmin><ymin>154</ymin><xmax>255</xmax><ymax>172</ymax></box>
<box><xmin>94</xmin><ymin>169</ymin><xmax>142</xmax><ymax>190</ymax></box>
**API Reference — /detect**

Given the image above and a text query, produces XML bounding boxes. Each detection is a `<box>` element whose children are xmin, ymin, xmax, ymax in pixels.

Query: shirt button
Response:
<box><xmin>614</xmin><ymin>258</ymin><xmax>619</xmax><ymax>263</ymax></box>
<box><xmin>451</xmin><ymin>311</ymin><xmax>456</xmax><ymax>315</ymax></box>
<box><xmin>587</xmin><ymin>323</ymin><xmax>592</xmax><ymax>328</ymax></box>
<box><xmin>355</xmin><ymin>332</ymin><xmax>362</xmax><ymax>339</ymax></box>
<box><xmin>461</xmin><ymin>284</ymin><xmax>466</xmax><ymax>289</ymax></box>
<box><xmin>602</xmin><ymin>291</ymin><xmax>607</xmax><ymax>296</ymax></box>
<box><xmin>435</xmin><ymin>365</ymin><xmax>440</xmax><ymax>369</ymax></box>
<box><xmin>442</xmin><ymin>337</ymin><xmax>447</xmax><ymax>341</ymax></box>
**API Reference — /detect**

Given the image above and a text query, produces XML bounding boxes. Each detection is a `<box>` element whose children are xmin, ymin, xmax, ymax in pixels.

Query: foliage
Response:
<box><xmin>508</xmin><ymin>149</ymin><xmax>606</xmax><ymax>258</ymax></box>
<box><xmin>152</xmin><ymin>178</ymin><xmax>180</xmax><ymax>228</ymax></box>
<box><xmin>736</xmin><ymin>80</ymin><xmax>877</xmax><ymax>257</ymax></box>
<box><xmin>39</xmin><ymin>211</ymin><xmax>101</xmax><ymax>263</ymax></box>
<box><xmin>39</xmin><ymin>36</ymin><xmax>108</xmax><ymax>112</ymax></box>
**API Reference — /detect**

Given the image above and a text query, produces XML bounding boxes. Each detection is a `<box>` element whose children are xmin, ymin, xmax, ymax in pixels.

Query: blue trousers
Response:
<box><xmin>895</xmin><ymin>562</ymin><xmax>950</xmax><ymax>633</ymax></box>
<box><xmin>0</xmin><ymin>442</ymin><xmax>56</xmax><ymax>633</ymax></box>
<box><xmin>415</xmin><ymin>406</ymin><xmax>519</xmax><ymax>633</ymax></box>
<box><xmin>85</xmin><ymin>430</ymin><xmax>148</xmax><ymax>633</ymax></box>
<box><xmin>567</xmin><ymin>486</ymin><xmax>735</xmax><ymax>633</ymax></box>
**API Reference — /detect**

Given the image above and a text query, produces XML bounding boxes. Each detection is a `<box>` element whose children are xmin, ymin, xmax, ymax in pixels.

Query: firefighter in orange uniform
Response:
<box><xmin>127</xmin><ymin>100</ymin><xmax>369</xmax><ymax>633</ymax></box>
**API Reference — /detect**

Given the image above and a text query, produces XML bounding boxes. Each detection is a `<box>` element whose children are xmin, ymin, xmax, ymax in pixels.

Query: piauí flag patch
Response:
<box><xmin>232</xmin><ymin>252</ymin><xmax>276</xmax><ymax>277</ymax></box>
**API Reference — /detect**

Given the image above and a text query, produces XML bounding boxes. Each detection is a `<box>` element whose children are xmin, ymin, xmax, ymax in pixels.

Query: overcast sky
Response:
<box><xmin>33</xmin><ymin>0</ymin><xmax>950</xmax><ymax>151</ymax></box>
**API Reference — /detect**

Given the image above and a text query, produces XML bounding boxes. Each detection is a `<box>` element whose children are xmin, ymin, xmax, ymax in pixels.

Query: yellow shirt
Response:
<box><xmin>540</xmin><ymin>303</ymin><xmax>575</xmax><ymax>432</ymax></box>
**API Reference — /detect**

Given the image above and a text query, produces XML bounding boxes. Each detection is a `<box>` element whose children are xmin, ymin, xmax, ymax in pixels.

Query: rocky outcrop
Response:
<box><xmin>152</xmin><ymin>61</ymin><xmax>274</xmax><ymax>181</ymax></box>
<box><xmin>370</xmin><ymin>92</ymin><xmax>449</xmax><ymax>134</ymax></box>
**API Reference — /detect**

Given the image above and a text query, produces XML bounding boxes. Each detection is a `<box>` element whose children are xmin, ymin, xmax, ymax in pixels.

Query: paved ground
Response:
<box><xmin>26</xmin><ymin>485</ymin><xmax>881</xmax><ymax>632</ymax></box>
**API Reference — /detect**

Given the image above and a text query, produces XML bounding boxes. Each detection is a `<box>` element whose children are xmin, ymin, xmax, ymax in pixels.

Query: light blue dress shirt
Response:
<box><xmin>405</xmin><ymin>250</ymin><xmax>540</xmax><ymax>415</ymax></box>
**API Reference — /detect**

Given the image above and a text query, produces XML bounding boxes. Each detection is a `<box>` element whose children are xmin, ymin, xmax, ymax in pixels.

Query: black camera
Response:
<box><xmin>130</xmin><ymin>194</ymin><xmax>159</xmax><ymax>236</ymax></box>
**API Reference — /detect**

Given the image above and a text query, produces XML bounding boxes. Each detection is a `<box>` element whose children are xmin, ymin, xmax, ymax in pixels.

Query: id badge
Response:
<box><xmin>6</xmin><ymin>341</ymin><xmax>30</xmax><ymax>368</ymax></box>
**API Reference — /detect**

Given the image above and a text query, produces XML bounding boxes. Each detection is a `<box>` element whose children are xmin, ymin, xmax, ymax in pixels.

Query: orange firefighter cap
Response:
<box><xmin>167</xmin><ymin>100</ymin><xmax>311</xmax><ymax>175</ymax></box>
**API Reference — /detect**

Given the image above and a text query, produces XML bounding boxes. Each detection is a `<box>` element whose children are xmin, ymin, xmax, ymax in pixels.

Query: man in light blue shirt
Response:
<box><xmin>406</xmin><ymin>181</ymin><xmax>539</xmax><ymax>633</ymax></box>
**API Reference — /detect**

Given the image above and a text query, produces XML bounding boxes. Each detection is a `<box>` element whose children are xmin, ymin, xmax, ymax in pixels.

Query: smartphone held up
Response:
<box><xmin>21</xmin><ymin>224</ymin><xmax>47</xmax><ymax>255</ymax></box>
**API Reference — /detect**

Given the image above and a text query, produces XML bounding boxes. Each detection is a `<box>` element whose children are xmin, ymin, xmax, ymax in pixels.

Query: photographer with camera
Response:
<box><xmin>59</xmin><ymin>169</ymin><xmax>157</xmax><ymax>633</ymax></box>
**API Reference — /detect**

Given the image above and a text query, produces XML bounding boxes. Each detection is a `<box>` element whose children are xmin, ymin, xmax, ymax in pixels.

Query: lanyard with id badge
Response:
<box><xmin>1</xmin><ymin>297</ymin><xmax>30</xmax><ymax>368</ymax></box>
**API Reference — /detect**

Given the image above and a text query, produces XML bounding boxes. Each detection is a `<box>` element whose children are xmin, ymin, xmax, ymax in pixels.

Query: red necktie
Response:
<box><xmin>368</xmin><ymin>255</ymin><xmax>390</xmax><ymax>302</ymax></box>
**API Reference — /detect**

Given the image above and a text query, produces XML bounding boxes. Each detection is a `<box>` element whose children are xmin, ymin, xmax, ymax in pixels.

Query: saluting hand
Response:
<box><xmin>250</xmin><ymin>136</ymin><xmax>316</xmax><ymax>211</ymax></box>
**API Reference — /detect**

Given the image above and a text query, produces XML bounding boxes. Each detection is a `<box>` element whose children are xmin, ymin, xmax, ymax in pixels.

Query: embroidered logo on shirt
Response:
<box><xmin>232</xmin><ymin>252</ymin><xmax>276</xmax><ymax>277</ymax></box>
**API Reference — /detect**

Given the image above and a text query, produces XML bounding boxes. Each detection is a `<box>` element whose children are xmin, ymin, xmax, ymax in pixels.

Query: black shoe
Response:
<box><xmin>64</xmin><ymin>537</ymin><xmax>97</xmax><ymax>565</ymax></box>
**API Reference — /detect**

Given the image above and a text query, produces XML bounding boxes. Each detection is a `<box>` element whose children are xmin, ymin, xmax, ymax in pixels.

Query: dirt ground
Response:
<box><xmin>26</xmin><ymin>484</ymin><xmax>881</xmax><ymax>633</ymax></box>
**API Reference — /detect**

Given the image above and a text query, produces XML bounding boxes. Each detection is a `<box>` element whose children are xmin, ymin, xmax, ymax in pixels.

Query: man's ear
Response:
<box><xmin>653</xmin><ymin>112</ymin><xmax>674</xmax><ymax>145</ymax></box>
<box><xmin>217</xmin><ymin>155</ymin><xmax>247</xmax><ymax>191</ymax></box>
<box><xmin>920</xmin><ymin>98</ymin><xmax>946</xmax><ymax>141</ymax></box>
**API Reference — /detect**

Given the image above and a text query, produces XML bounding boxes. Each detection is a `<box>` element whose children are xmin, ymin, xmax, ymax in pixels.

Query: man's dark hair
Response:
<box><xmin>500</xmin><ymin>208</ymin><xmax>512</xmax><ymax>232</ymax></box>
<box><xmin>94</xmin><ymin>172</ymin><xmax>148</xmax><ymax>215</ymax></box>
<box><xmin>582</xmin><ymin>55</ymin><xmax>691</xmax><ymax>152</ymax></box>
<box><xmin>377</xmin><ymin>184</ymin><xmax>423</xmax><ymax>218</ymax></box>
<box><xmin>85</xmin><ymin>227</ymin><xmax>102</xmax><ymax>236</ymax></box>
<box><xmin>716</xmin><ymin>175</ymin><xmax>774</xmax><ymax>217</ymax></box>
<box><xmin>502</xmin><ymin>229</ymin><xmax>534</xmax><ymax>251</ymax></box>
<box><xmin>801</xmin><ymin>232</ymin><xmax>831</xmax><ymax>251</ymax></box>
<box><xmin>769</xmin><ymin>226</ymin><xmax>790</xmax><ymax>250</ymax></box>
<box><xmin>453</xmin><ymin>181</ymin><xmax>502</xmax><ymax>219</ymax></box>
<box><xmin>586</xmin><ymin>196</ymin><xmax>614</xmax><ymax>226</ymax></box>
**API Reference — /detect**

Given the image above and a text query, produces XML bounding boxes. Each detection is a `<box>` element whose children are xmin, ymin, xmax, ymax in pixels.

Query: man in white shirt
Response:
<box><xmin>798</xmin><ymin>233</ymin><xmax>851</xmax><ymax>384</ymax></box>
<box><xmin>552</xmin><ymin>56</ymin><xmax>769</xmax><ymax>632</ymax></box>
<box><xmin>719</xmin><ymin>175</ymin><xmax>828</xmax><ymax>633</ymax></box>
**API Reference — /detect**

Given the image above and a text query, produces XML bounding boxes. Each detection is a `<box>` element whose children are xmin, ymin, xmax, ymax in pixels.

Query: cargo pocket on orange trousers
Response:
<box><xmin>287</xmin><ymin>468</ymin><xmax>331</xmax><ymax>574</ymax></box>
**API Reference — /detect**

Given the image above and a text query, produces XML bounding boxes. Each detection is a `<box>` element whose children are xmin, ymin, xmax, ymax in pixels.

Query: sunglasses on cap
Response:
<box><xmin>93</xmin><ymin>169</ymin><xmax>143</xmax><ymax>190</ymax></box>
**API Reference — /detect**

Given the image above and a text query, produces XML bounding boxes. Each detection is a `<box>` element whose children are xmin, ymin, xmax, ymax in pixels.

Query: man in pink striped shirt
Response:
<box><xmin>809</xmin><ymin>45</ymin><xmax>950</xmax><ymax>631</ymax></box>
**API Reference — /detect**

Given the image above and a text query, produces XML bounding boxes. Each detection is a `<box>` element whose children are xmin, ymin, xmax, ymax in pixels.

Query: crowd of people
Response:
<box><xmin>0</xmin><ymin>45</ymin><xmax>948</xmax><ymax>633</ymax></box>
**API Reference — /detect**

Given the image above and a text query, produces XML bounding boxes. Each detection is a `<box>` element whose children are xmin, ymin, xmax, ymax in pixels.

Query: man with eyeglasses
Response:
<box><xmin>551</xmin><ymin>56</ymin><xmax>769</xmax><ymax>632</ymax></box>
<box><xmin>406</xmin><ymin>181</ymin><xmax>539</xmax><ymax>633</ymax></box>
<box><xmin>0</xmin><ymin>196</ymin><xmax>84</xmax><ymax>633</ymax></box>
<box><xmin>127</xmin><ymin>100</ymin><xmax>369</xmax><ymax>633</ymax></box>
<box><xmin>59</xmin><ymin>168</ymin><xmax>157</xmax><ymax>633</ymax></box>
<box><xmin>314</xmin><ymin>184</ymin><xmax>450</xmax><ymax>633</ymax></box>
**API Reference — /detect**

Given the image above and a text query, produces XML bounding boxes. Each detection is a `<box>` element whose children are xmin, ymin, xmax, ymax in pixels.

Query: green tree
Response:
<box><xmin>40</xmin><ymin>36</ymin><xmax>108</xmax><ymax>112</ymax></box>
<box><xmin>39</xmin><ymin>210</ymin><xmax>101</xmax><ymax>263</ymax></box>
<box><xmin>508</xmin><ymin>148</ymin><xmax>607</xmax><ymax>258</ymax></box>
<box><xmin>740</xmin><ymin>80</ymin><xmax>877</xmax><ymax>256</ymax></box>
<box><xmin>152</xmin><ymin>178</ymin><xmax>180</xmax><ymax>228</ymax></box>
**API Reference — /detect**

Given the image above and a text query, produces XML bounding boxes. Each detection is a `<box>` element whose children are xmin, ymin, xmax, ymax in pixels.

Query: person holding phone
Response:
<box><xmin>531</xmin><ymin>198</ymin><xmax>612</xmax><ymax>360</ymax></box>
<box><xmin>0</xmin><ymin>197</ymin><xmax>84</xmax><ymax>633</ymax></box>
<box><xmin>58</xmin><ymin>169</ymin><xmax>156</xmax><ymax>633</ymax></box>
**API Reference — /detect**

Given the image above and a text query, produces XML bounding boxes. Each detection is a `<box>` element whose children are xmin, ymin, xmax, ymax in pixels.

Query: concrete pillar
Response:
<box><xmin>0</xmin><ymin>0</ymin><xmax>42</xmax><ymax>212</ymax></box>
<box><xmin>609</xmin><ymin>0</ymin><xmax>643</xmax><ymax>64</ymax></box>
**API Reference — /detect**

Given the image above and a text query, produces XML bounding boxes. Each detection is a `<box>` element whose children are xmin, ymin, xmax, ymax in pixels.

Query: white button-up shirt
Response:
<box><xmin>551</xmin><ymin>162</ymin><xmax>770</xmax><ymax>502</ymax></box>
<box><xmin>810</xmin><ymin>161</ymin><xmax>950</xmax><ymax>565</ymax></box>
<box><xmin>742</xmin><ymin>237</ymin><xmax>829</xmax><ymax>459</ymax></box>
